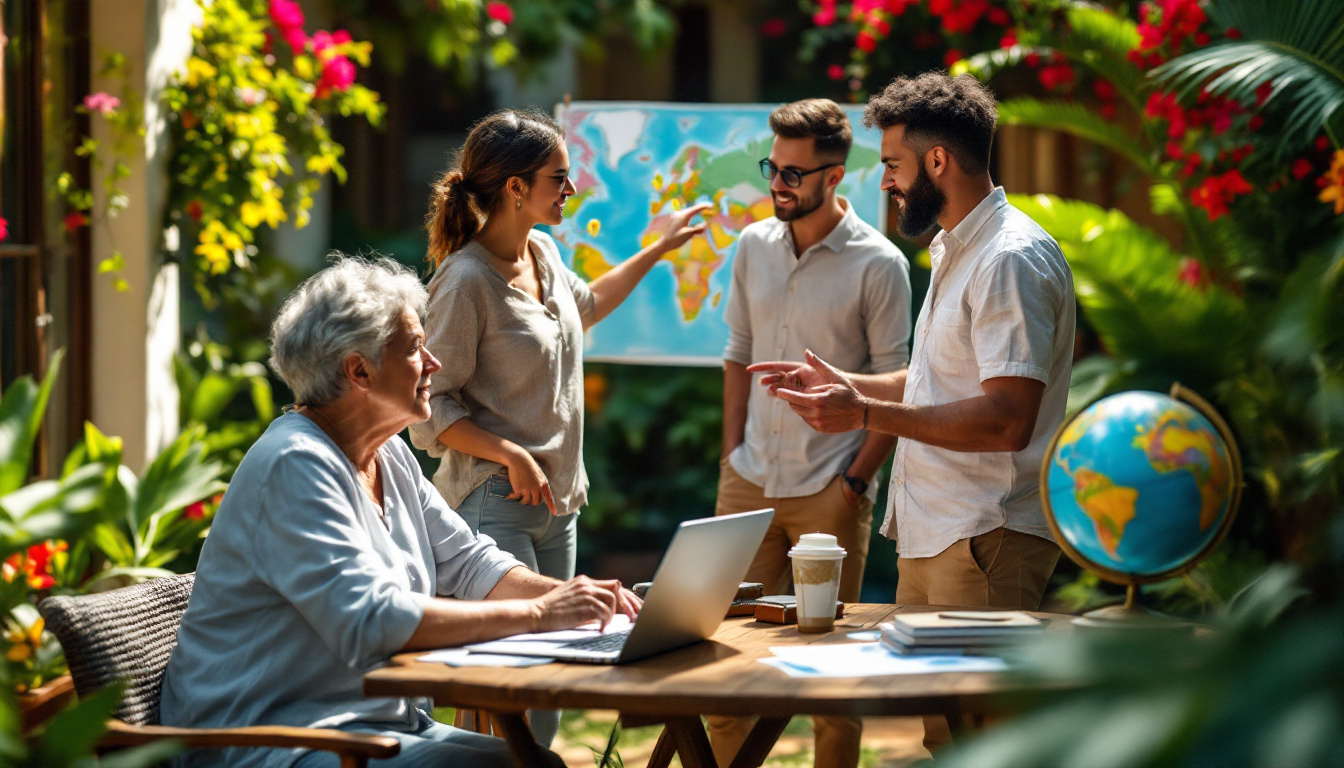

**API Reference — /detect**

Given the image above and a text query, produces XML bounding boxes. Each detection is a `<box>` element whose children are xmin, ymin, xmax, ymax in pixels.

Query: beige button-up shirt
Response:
<box><xmin>881</xmin><ymin>188</ymin><xmax>1075</xmax><ymax>557</ymax></box>
<box><xmin>725</xmin><ymin>199</ymin><xmax>912</xmax><ymax>499</ymax></box>
<box><xmin>410</xmin><ymin>231</ymin><xmax>593</xmax><ymax>517</ymax></box>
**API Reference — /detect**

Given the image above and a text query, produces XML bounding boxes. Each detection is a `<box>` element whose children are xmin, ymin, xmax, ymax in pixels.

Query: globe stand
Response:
<box><xmin>1073</xmin><ymin>584</ymin><xmax>1190</xmax><ymax>630</ymax></box>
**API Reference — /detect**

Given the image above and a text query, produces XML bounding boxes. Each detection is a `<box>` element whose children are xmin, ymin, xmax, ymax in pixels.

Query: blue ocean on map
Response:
<box><xmin>545</xmin><ymin>102</ymin><xmax>887</xmax><ymax>364</ymax></box>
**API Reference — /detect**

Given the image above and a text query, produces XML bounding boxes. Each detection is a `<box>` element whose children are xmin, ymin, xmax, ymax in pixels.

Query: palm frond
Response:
<box><xmin>1010</xmin><ymin>193</ymin><xmax>1249</xmax><ymax>389</ymax></box>
<box><xmin>953</xmin><ymin>45</ymin><xmax>1039</xmax><ymax>82</ymax></box>
<box><xmin>1050</xmin><ymin>5</ymin><xmax>1146</xmax><ymax>105</ymax></box>
<box><xmin>997</xmin><ymin>98</ymin><xmax>1157</xmax><ymax>175</ymax></box>
<box><xmin>1154</xmin><ymin>0</ymin><xmax>1344</xmax><ymax>155</ymax></box>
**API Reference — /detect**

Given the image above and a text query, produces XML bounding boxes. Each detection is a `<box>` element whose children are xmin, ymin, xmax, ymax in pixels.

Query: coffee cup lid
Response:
<box><xmin>789</xmin><ymin>532</ymin><xmax>846</xmax><ymax>558</ymax></box>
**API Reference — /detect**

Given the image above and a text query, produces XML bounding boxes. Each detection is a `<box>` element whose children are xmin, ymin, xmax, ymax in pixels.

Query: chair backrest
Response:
<box><xmin>39</xmin><ymin>573</ymin><xmax>194</xmax><ymax>726</ymax></box>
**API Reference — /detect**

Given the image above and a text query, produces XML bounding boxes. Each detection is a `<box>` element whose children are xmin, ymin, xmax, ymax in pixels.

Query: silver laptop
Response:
<box><xmin>467</xmin><ymin>508</ymin><xmax>773</xmax><ymax>664</ymax></box>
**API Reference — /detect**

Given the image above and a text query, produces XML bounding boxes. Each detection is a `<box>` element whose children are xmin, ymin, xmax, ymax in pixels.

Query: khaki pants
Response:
<box><xmin>896</xmin><ymin>527</ymin><xmax>1061</xmax><ymax>755</ymax></box>
<box><xmin>707</xmin><ymin>457</ymin><xmax>872</xmax><ymax>768</ymax></box>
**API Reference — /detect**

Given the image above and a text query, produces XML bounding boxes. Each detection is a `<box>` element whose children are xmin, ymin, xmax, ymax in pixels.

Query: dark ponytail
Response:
<box><xmin>426</xmin><ymin>109</ymin><xmax>564</xmax><ymax>267</ymax></box>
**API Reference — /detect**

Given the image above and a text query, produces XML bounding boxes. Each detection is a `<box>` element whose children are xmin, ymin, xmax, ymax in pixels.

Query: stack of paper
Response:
<box><xmin>880</xmin><ymin>611</ymin><xmax>1044</xmax><ymax>656</ymax></box>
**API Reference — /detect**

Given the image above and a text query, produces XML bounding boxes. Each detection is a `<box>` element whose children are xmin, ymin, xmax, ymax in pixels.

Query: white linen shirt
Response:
<box><xmin>880</xmin><ymin>188</ymin><xmax>1075</xmax><ymax>557</ymax></box>
<box><xmin>725</xmin><ymin>199</ymin><xmax>912</xmax><ymax>499</ymax></box>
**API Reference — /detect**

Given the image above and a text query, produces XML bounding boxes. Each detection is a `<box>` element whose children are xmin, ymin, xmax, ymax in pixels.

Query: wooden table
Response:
<box><xmin>364</xmin><ymin>604</ymin><xmax>1072</xmax><ymax>768</ymax></box>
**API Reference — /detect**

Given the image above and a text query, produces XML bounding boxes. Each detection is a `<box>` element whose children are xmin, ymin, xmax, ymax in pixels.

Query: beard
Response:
<box><xmin>773</xmin><ymin>185</ymin><xmax>826</xmax><ymax>222</ymax></box>
<box><xmin>892</xmin><ymin>164</ymin><xmax>946</xmax><ymax>239</ymax></box>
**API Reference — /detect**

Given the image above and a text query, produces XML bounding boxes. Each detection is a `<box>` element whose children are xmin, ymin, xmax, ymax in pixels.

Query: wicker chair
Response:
<box><xmin>38</xmin><ymin>573</ymin><xmax>399</xmax><ymax>768</ymax></box>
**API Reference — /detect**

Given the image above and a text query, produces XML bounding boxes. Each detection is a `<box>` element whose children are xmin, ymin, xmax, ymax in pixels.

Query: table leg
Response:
<box><xmin>491</xmin><ymin>712</ymin><xmax>554</xmax><ymax>768</ymax></box>
<box><xmin>665</xmin><ymin>717</ymin><xmax>719</xmax><ymax>768</ymax></box>
<box><xmin>645</xmin><ymin>727</ymin><xmax>676</xmax><ymax>768</ymax></box>
<box><xmin>727</xmin><ymin>717</ymin><xmax>790</xmax><ymax>768</ymax></box>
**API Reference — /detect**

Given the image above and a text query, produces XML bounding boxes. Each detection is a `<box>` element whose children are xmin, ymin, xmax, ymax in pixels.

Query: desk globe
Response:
<box><xmin>1042</xmin><ymin>384</ymin><xmax>1242</xmax><ymax>626</ymax></box>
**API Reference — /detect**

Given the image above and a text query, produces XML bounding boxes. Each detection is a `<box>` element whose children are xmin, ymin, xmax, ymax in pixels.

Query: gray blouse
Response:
<box><xmin>160</xmin><ymin>413</ymin><xmax>523</xmax><ymax>768</ymax></box>
<box><xmin>409</xmin><ymin>230</ymin><xmax>595</xmax><ymax>517</ymax></box>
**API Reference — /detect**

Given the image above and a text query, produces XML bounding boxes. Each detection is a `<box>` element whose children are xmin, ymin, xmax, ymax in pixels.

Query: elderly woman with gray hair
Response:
<box><xmin>160</xmin><ymin>257</ymin><xmax>638</xmax><ymax>768</ymax></box>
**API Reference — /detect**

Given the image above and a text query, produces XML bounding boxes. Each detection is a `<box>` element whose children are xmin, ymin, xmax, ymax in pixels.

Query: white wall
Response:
<box><xmin>89</xmin><ymin>0</ymin><xmax>198</xmax><ymax>470</ymax></box>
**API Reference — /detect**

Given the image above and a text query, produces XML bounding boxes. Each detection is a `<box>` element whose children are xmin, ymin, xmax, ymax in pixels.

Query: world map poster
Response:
<box><xmin>548</xmin><ymin>102</ymin><xmax>889</xmax><ymax>365</ymax></box>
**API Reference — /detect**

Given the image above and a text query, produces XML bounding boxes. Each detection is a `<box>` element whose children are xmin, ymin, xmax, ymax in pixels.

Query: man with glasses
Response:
<box><xmin>708</xmin><ymin>98</ymin><xmax>911</xmax><ymax>768</ymax></box>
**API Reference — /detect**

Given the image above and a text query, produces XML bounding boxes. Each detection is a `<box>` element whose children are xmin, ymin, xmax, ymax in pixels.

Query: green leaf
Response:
<box><xmin>1009</xmin><ymin>193</ymin><xmax>1249</xmax><ymax>389</ymax></box>
<box><xmin>90</xmin><ymin>522</ymin><xmax>136</xmax><ymax>565</ymax></box>
<box><xmin>0</xmin><ymin>350</ymin><xmax>64</xmax><ymax>496</ymax></box>
<box><xmin>1153</xmin><ymin>0</ymin><xmax>1344</xmax><ymax>155</ymax></box>
<box><xmin>997</xmin><ymin>98</ymin><xmax>1158</xmax><ymax>175</ymax></box>
<box><xmin>34</xmin><ymin>684</ymin><xmax>119</xmax><ymax>766</ymax></box>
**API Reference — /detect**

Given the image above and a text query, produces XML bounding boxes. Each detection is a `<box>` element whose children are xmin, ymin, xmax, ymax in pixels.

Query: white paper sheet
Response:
<box><xmin>417</xmin><ymin>648</ymin><xmax>555</xmax><ymax>667</ymax></box>
<box><xmin>760</xmin><ymin>642</ymin><xmax>1008</xmax><ymax>678</ymax></box>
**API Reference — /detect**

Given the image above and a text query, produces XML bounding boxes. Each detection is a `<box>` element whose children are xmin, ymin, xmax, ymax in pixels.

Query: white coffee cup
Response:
<box><xmin>789</xmin><ymin>533</ymin><xmax>846</xmax><ymax>633</ymax></box>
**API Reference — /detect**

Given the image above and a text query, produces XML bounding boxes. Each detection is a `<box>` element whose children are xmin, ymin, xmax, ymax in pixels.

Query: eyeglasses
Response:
<box><xmin>759</xmin><ymin>159</ymin><xmax>840</xmax><ymax>189</ymax></box>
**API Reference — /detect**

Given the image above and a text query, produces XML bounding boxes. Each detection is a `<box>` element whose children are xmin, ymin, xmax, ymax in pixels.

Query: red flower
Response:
<box><xmin>999</xmin><ymin>29</ymin><xmax>1017</xmax><ymax>48</ymax></box>
<box><xmin>1221</xmin><ymin>168</ymin><xmax>1252</xmax><ymax>195</ymax></box>
<box><xmin>1230</xmin><ymin>144</ymin><xmax>1254</xmax><ymax>164</ymax></box>
<box><xmin>1248</xmin><ymin>115</ymin><xmax>1263</xmax><ymax>131</ymax></box>
<box><xmin>760</xmin><ymin>18</ymin><xmax>787</xmax><ymax>37</ymax></box>
<box><xmin>1091</xmin><ymin>79</ymin><xmax>1117</xmax><ymax>101</ymax></box>
<box><xmin>269</xmin><ymin>0</ymin><xmax>304</xmax><ymax>31</ymax></box>
<box><xmin>1292</xmin><ymin>158</ymin><xmax>1314</xmax><ymax>180</ymax></box>
<box><xmin>1194</xmin><ymin>32</ymin><xmax>1210</xmax><ymax>46</ymax></box>
<box><xmin>1317</xmin><ymin>136</ymin><xmax>1332</xmax><ymax>152</ymax></box>
<box><xmin>1225</xmin><ymin>27</ymin><xmax>1242</xmax><ymax>39</ymax></box>
<box><xmin>316</xmin><ymin>55</ymin><xmax>356</xmax><ymax>97</ymax></box>
<box><xmin>1177</xmin><ymin>258</ymin><xmax>1207</xmax><ymax>290</ymax></box>
<box><xmin>0</xmin><ymin>216</ymin><xmax>7</xmax><ymax>243</ymax></box>
<box><xmin>872</xmin><ymin>17</ymin><xmax>891</xmax><ymax>36</ymax></box>
<box><xmin>813</xmin><ymin>6</ymin><xmax>837</xmax><ymax>26</ymax></box>
<box><xmin>944</xmin><ymin>49</ymin><xmax>964</xmax><ymax>67</ymax></box>
<box><xmin>486</xmin><ymin>1</ymin><xmax>513</xmax><ymax>25</ymax></box>
<box><xmin>1024</xmin><ymin>51</ymin><xmax>1041</xmax><ymax>68</ymax></box>
<box><xmin>987</xmin><ymin>7</ymin><xmax>1010</xmax><ymax>26</ymax></box>
<box><xmin>885</xmin><ymin>0</ymin><xmax>913</xmax><ymax>15</ymax></box>
<box><xmin>184</xmin><ymin>501</ymin><xmax>207</xmax><ymax>520</ymax></box>
<box><xmin>1190</xmin><ymin>178</ymin><xmax>1229</xmax><ymax>220</ymax></box>
<box><xmin>1099</xmin><ymin>103</ymin><xmax>1117</xmax><ymax>120</ymax></box>
<box><xmin>855</xmin><ymin>30</ymin><xmax>877</xmax><ymax>53</ymax></box>
<box><xmin>186</xmin><ymin>200</ymin><xmax>204</xmax><ymax>222</ymax></box>
<box><xmin>1038</xmin><ymin>62</ymin><xmax>1075</xmax><ymax>92</ymax></box>
<box><xmin>827</xmin><ymin>63</ymin><xmax>846</xmax><ymax>80</ymax></box>
<box><xmin>1180</xmin><ymin>154</ymin><xmax>1201</xmax><ymax>178</ymax></box>
<box><xmin>64</xmin><ymin>212</ymin><xmax>88</xmax><ymax>232</ymax></box>
<box><xmin>1165</xmin><ymin>141</ymin><xmax>1185</xmax><ymax>161</ymax></box>
<box><xmin>281</xmin><ymin>25</ymin><xmax>306</xmax><ymax>55</ymax></box>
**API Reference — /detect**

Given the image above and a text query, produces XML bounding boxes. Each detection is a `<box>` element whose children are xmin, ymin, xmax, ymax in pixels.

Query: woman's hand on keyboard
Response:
<box><xmin>531</xmin><ymin>575</ymin><xmax>625</xmax><ymax>632</ymax></box>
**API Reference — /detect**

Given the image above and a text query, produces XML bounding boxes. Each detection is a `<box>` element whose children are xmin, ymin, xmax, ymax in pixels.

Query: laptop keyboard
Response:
<box><xmin>561</xmin><ymin>630</ymin><xmax>631</xmax><ymax>653</ymax></box>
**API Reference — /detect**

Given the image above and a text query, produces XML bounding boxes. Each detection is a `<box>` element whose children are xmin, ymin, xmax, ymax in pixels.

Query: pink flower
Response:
<box><xmin>269</xmin><ymin>0</ymin><xmax>305</xmax><ymax>31</ymax></box>
<box><xmin>83</xmin><ymin>92</ymin><xmax>121</xmax><ymax>115</ymax></box>
<box><xmin>282</xmin><ymin>25</ymin><xmax>307</xmax><ymax>56</ymax></box>
<box><xmin>1177</xmin><ymin>258</ymin><xmax>1207</xmax><ymax>289</ymax></box>
<box><xmin>813</xmin><ymin>7</ymin><xmax>837</xmax><ymax>26</ymax></box>
<box><xmin>486</xmin><ymin>2</ymin><xmax>513</xmax><ymax>25</ymax></box>
<box><xmin>0</xmin><ymin>216</ymin><xmax>7</xmax><ymax>242</ymax></box>
<box><xmin>760</xmin><ymin>18</ymin><xmax>787</xmax><ymax>37</ymax></box>
<box><xmin>312</xmin><ymin>29</ymin><xmax>351</xmax><ymax>58</ymax></box>
<box><xmin>316</xmin><ymin>55</ymin><xmax>356</xmax><ymax>97</ymax></box>
<box><xmin>827</xmin><ymin>63</ymin><xmax>846</xmax><ymax>80</ymax></box>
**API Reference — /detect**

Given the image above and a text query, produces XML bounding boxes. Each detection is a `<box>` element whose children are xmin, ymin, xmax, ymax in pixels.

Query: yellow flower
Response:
<box><xmin>185</xmin><ymin>58</ymin><xmax>217</xmax><ymax>88</ymax></box>
<box><xmin>5</xmin><ymin>617</ymin><xmax>44</xmax><ymax>663</ymax></box>
<box><xmin>1317</xmin><ymin>150</ymin><xmax>1344</xmax><ymax>215</ymax></box>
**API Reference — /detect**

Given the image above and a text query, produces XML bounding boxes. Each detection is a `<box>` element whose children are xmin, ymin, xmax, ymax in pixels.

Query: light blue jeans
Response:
<box><xmin>457</xmin><ymin>473</ymin><xmax>577</xmax><ymax>747</ymax></box>
<box><xmin>291</xmin><ymin>718</ymin><xmax>564</xmax><ymax>768</ymax></box>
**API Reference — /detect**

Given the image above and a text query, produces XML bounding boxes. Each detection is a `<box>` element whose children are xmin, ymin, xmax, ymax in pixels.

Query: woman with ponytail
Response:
<box><xmin>408</xmin><ymin>109</ymin><xmax>707</xmax><ymax>746</ymax></box>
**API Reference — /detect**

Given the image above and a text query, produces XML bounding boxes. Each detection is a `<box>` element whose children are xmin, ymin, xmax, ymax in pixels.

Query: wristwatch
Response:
<box><xmin>841</xmin><ymin>473</ymin><xmax>868</xmax><ymax>496</ymax></box>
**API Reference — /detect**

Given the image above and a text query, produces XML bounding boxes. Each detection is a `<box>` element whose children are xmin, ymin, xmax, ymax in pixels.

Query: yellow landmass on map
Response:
<box><xmin>1133</xmin><ymin>413</ymin><xmax>1229</xmax><ymax>530</ymax></box>
<box><xmin>572</xmin><ymin>243</ymin><xmax>614</xmax><ymax>281</ymax></box>
<box><xmin>1072</xmin><ymin>467</ymin><xmax>1139</xmax><ymax>557</ymax></box>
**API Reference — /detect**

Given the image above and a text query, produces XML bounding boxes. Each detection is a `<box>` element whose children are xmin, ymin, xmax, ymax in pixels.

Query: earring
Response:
<box><xmin>515</xmin><ymin>197</ymin><xmax>523</xmax><ymax>211</ymax></box>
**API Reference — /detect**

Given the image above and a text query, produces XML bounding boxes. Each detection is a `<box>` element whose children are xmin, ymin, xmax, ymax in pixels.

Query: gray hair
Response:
<box><xmin>269</xmin><ymin>255</ymin><xmax>428</xmax><ymax>407</ymax></box>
